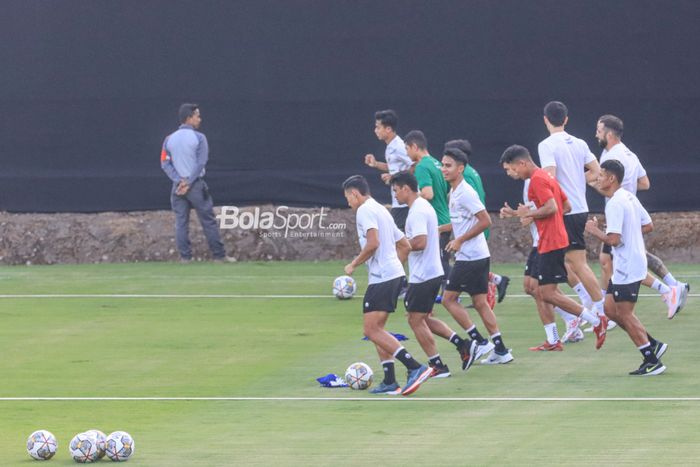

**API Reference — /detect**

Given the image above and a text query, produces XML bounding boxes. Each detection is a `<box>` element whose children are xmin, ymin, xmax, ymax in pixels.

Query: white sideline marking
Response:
<box><xmin>0</xmin><ymin>397</ymin><xmax>698</xmax><ymax>402</ymax></box>
<box><xmin>0</xmin><ymin>293</ymin><xmax>697</xmax><ymax>299</ymax></box>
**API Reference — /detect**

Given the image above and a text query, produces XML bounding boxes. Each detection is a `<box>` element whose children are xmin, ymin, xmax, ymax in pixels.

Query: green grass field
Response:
<box><xmin>0</xmin><ymin>261</ymin><xmax>697</xmax><ymax>465</ymax></box>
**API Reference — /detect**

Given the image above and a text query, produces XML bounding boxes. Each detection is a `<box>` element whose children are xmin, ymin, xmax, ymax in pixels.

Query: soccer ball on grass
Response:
<box><xmin>333</xmin><ymin>275</ymin><xmax>357</xmax><ymax>299</ymax></box>
<box><xmin>345</xmin><ymin>362</ymin><xmax>373</xmax><ymax>390</ymax></box>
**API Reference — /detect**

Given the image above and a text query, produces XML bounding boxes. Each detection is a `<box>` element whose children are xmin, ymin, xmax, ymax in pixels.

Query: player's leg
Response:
<box><xmin>526</xmin><ymin>276</ymin><xmax>562</xmax><ymax>351</ymax></box>
<box><xmin>404</xmin><ymin>277</ymin><xmax>451</xmax><ymax>377</ymax></box>
<box><xmin>610</xmin><ymin>281</ymin><xmax>666</xmax><ymax>375</ymax></box>
<box><xmin>599</xmin><ymin>246</ymin><xmax>613</xmax><ymax>295</ymax></box>
<box><xmin>538</xmin><ymin>248</ymin><xmax>607</xmax><ymax>348</ymax></box>
<box><xmin>565</xmin><ymin>249</ymin><xmax>604</xmax><ymax>313</ymax></box>
<box><xmin>646</xmin><ymin>252</ymin><xmax>687</xmax><ymax>313</ymax></box>
<box><xmin>171</xmin><ymin>186</ymin><xmax>193</xmax><ymax>261</ymax></box>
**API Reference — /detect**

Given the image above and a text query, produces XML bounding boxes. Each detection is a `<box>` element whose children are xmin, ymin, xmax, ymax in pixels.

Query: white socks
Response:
<box><xmin>492</xmin><ymin>274</ymin><xmax>502</xmax><ymax>285</ymax></box>
<box><xmin>555</xmin><ymin>306</ymin><xmax>577</xmax><ymax>324</ymax></box>
<box><xmin>651</xmin><ymin>278</ymin><xmax>671</xmax><ymax>295</ymax></box>
<box><xmin>663</xmin><ymin>273</ymin><xmax>678</xmax><ymax>286</ymax></box>
<box><xmin>544</xmin><ymin>323</ymin><xmax>559</xmax><ymax>344</ymax></box>
<box><xmin>580</xmin><ymin>308</ymin><xmax>601</xmax><ymax>326</ymax></box>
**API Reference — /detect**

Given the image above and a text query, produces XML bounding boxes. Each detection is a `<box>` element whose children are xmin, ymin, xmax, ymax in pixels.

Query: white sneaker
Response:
<box><xmin>561</xmin><ymin>317</ymin><xmax>583</xmax><ymax>343</ymax></box>
<box><xmin>662</xmin><ymin>285</ymin><xmax>681</xmax><ymax>319</ymax></box>
<box><xmin>565</xmin><ymin>327</ymin><xmax>584</xmax><ymax>343</ymax></box>
<box><xmin>480</xmin><ymin>349</ymin><xmax>514</xmax><ymax>365</ymax></box>
<box><xmin>474</xmin><ymin>341</ymin><xmax>495</xmax><ymax>361</ymax></box>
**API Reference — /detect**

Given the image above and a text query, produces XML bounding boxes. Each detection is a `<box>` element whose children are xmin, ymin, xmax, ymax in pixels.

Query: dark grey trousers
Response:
<box><xmin>171</xmin><ymin>179</ymin><xmax>226</xmax><ymax>260</ymax></box>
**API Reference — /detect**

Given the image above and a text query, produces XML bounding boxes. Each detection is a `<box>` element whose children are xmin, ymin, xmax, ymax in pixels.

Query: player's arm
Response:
<box><xmin>517</xmin><ymin>197</ymin><xmax>558</xmax><ymax>219</ymax></box>
<box><xmin>345</xmin><ymin>228</ymin><xmax>379</xmax><ymax>275</ymax></box>
<box><xmin>641</xmin><ymin>222</ymin><xmax>654</xmax><ymax>234</ymax></box>
<box><xmin>637</xmin><ymin>175</ymin><xmax>650</xmax><ymax>191</ymax></box>
<box><xmin>396</xmin><ymin>237</ymin><xmax>411</xmax><ymax>263</ymax></box>
<box><xmin>438</xmin><ymin>223</ymin><xmax>452</xmax><ymax>233</ymax></box>
<box><xmin>408</xmin><ymin>234</ymin><xmax>427</xmax><ymax>251</ymax></box>
<box><xmin>562</xmin><ymin>199</ymin><xmax>572</xmax><ymax>214</ymax></box>
<box><xmin>364</xmin><ymin>154</ymin><xmax>389</xmax><ymax>172</ymax></box>
<box><xmin>584</xmin><ymin>159</ymin><xmax>601</xmax><ymax>186</ymax></box>
<box><xmin>585</xmin><ymin>217</ymin><xmax>622</xmax><ymax>246</ymax></box>
<box><xmin>445</xmin><ymin>210</ymin><xmax>491</xmax><ymax>253</ymax></box>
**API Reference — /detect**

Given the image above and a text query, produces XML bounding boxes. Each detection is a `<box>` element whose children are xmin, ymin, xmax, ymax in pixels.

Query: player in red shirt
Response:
<box><xmin>500</xmin><ymin>145</ymin><xmax>608</xmax><ymax>349</ymax></box>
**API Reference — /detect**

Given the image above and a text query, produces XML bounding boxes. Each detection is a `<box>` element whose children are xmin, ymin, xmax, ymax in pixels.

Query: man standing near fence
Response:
<box><xmin>161</xmin><ymin>103</ymin><xmax>232</xmax><ymax>263</ymax></box>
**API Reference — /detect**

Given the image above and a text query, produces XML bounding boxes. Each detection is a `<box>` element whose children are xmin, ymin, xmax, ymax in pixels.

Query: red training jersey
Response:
<box><xmin>528</xmin><ymin>168</ymin><xmax>569</xmax><ymax>253</ymax></box>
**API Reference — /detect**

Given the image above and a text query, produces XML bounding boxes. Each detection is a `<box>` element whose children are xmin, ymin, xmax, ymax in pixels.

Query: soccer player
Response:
<box><xmin>500</xmin><ymin>178</ymin><xmax>578</xmax><ymax>350</ymax></box>
<box><xmin>391</xmin><ymin>171</ymin><xmax>479</xmax><ymax>375</ymax></box>
<box><xmin>444</xmin><ymin>139</ymin><xmax>510</xmax><ymax>304</ymax></box>
<box><xmin>500</xmin><ymin>145</ymin><xmax>609</xmax><ymax>349</ymax></box>
<box><xmin>342</xmin><ymin>175</ymin><xmax>433</xmax><ymax>395</ymax></box>
<box><xmin>584</xmin><ymin>160</ymin><xmax>667</xmax><ymax>375</ymax></box>
<box><xmin>403</xmin><ymin>131</ymin><xmax>452</xmax><ymax>292</ymax></box>
<box><xmin>596</xmin><ymin>115</ymin><xmax>688</xmax><ymax>317</ymax></box>
<box><xmin>538</xmin><ymin>102</ymin><xmax>606</xmax><ymax>331</ymax></box>
<box><xmin>440</xmin><ymin>148</ymin><xmax>513</xmax><ymax>365</ymax></box>
<box><xmin>364</xmin><ymin>110</ymin><xmax>413</xmax><ymax>231</ymax></box>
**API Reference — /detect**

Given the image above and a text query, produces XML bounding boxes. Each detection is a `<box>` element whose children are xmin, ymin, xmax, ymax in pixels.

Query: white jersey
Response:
<box><xmin>449</xmin><ymin>180</ymin><xmax>490</xmax><ymax>261</ymax></box>
<box><xmin>355</xmin><ymin>197</ymin><xmax>406</xmax><ymax>285</ymax></box>
<box><xmin>385</xmin><ymin>135</ymin><xmax>413</xmax><ymax>208</ymax></box>
<box><xmin>605</xmin><ymin>188</ymin><xmax>651</xmax><ymax>284</ymax></box>
<box><xmin>600</xmin><ymin>142</ymin><xmax>647</xmax><ymax>195</ymax></box>
<box><xmin>405</xmin><ymin>197</ymin><xmax>444</xmax><ymax>283</ymax></box>
<box><xmin>523</xmin><ymin>179</ymin><xmax>539</xmax><ymax>248</ymax></box>
<box><xmin>537</xmin><ymin>131</ymin><xmax>596</xmax><ymax>215</ymax></box>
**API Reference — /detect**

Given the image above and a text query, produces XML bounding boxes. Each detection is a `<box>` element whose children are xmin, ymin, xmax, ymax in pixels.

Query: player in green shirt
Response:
<box><xmin>404</xmin><ymin>130</ymin><xmax>452</xmax><ymax>282</ymax></box>
<box><xmin>444</xmin><ymin>139</ymin><xmax>510</xmax><ymax>304</ymax></box>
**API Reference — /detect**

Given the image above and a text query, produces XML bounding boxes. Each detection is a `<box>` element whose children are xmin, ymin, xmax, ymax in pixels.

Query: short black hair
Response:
<box><xmin>179</xmin><ymin>103</ymin><xmax>200</xmax><ymax>123</ymax></box>
<box><xmin>342</xmin><ymin>175</ymin><xmax>370</xmax><ymax>195</ymax></box>
<box><xmin>443</xmin><ymin>147</ymin><xmax>469</xmax><ymax>167</ymax></box>
<box><xmin>600</xmin><ymin>159</ymin><xmax>625</xmax><ymax>184</ymax></box>
<box><xmin>374</xmin><ymin>109</ymin><xmax>398</xmax><ymax>131</ymax></box>
<box><xmin>544</xmin><ymin>101</ymin><xmax>568</xmax><ymax>126</ymax></box>
<box><xmin>598</xmin><ymin>114</ymin><xmax>624</xmax><ymax>138</ymax></box>
<box><xmin>444</xmin><ymin>139</ymin><xmax>472</xmax><ymax>157</ymax></box>
<box><xmin>500</xmin><ymin>145</ymin><xmax>532</xmax><ymax>165</ymax></box>
<box><xmin>404</xmin><ymin>130</ymin><xmax>428</xmax><ymax>150</ymax></box>
<box><xmin>390</xmin><ymin>171</ymin><xmax>418</xmax><ymax>192</ymax></box>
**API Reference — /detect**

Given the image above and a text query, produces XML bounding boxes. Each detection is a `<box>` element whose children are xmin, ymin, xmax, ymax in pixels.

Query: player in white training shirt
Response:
<box><xmin>342</xmin><ymin>175</ymin><xmax>432</xmax><ymax>396</ymax></box>
<box><xmin>440</xmin><ymin>148</ymin><xmax>514</xmax><ymax>365</ymax></box>
<box><xmin>585</xmin><ymin>160</ymin><xmax>667</xmax><ymax>375</ymax></box>
<box><xmin>595</xmin><ymin>115</ymin><xmax>687</xmax><ymax>318</ymax></box>
<box><xmin>538</xmin><ymin>101</ymin><xmax>606</xmax><ymax>328</ymax></box>
<box><xmin>391</xmin><ymin>171</ymin><xmax>480</xmax><ymax>375</ymax></box>
<box><xmin>363</xmin><ymin>109</ymin><xmax>413</xmax><ymax>231</ymax></box>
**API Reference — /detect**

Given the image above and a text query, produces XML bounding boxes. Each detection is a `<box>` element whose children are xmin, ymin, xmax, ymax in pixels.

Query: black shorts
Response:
<box><xmin>404</xmin><ymin>276</ymin><xmax>443</xmax><ymax>313</ymax></box>
<box><xmin>524</xmin><ymin>247</ymin><xmax>540</xmax><ymax>278</ymax></box>
<box><xmin>445</xmin><ymin>258</ymin><xmax>490</xmax><ymax>295</ymax></box>
<box><xmin>601</xmin><ymin>243</ymin><xmax>613</xmax><ymax>256</ymax></box>
<box><xmin>564</xmin><ymin>213</ymin><xmax>587</xmax><ymax>251</ymax></box>
<box><xmin>537</xmin><ymin>248</ymin><xmax>568</xmax><ymax>285</ymax></box>
<box><xmin>390</xmin><ymin>207</ymin><xmax>409</xmax><ymax>232</ymax></box>
<box><xmin>607</xmin><ymin>280</ymin><xmax>641</xmax><ymax>303</ymax></box>
<box><xmin>363</xmin><ymin>276</ymin><xmax>404</xmax><ymax>313</ymax></box>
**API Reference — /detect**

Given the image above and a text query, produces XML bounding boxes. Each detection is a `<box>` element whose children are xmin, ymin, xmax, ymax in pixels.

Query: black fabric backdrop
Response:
<box><xmin>1</xmin><ymin>0</ymin><xmax>698</xmax><ymax>213</ymax></box>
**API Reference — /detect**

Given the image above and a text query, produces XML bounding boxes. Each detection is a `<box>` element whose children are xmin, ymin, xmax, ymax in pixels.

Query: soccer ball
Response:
<box><xmin>344</xmin><ymin>362</ymin><xmax>373</xmax><ymax>390</ymax></box>
<box><xmin>105</xmin><ymin>431</ymin><xmax>135</xmax><ymax>462</ymax></box>
<box><xmin>333</xmin><ymin>275</ymin><xmax>357</xmax><ymax>299</ymax></box>
<box><xmin>85</xmin><ymin>429</ymin><xmax>107</xmax><ymax>459</ymax></box>
<box><xmin>26</xmin><ymin>429</ymin><xmax>57</xmax><ymax>460</ymax></box>
<box><xmin>69</xmin><ymin>432</ymin><xmax>100</xmax><ymax>463</ymax></box>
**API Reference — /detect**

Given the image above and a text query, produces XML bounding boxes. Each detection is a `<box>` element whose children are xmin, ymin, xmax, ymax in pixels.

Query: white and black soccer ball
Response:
<box><xmin>344</xmin><ymin>362</ymin><xmax>374</xmax><ymax>390</ymax></box>
<box><xmin>26</xmin><ymin>429</ymin><xmax>57</xmax><ymax>460</ymax></box>
<box><xmin>85</xmin><ymin>429</ymin><xmax>107</xmax><ymax>460</ymax></box>
<box><xmin>333</xmin><ymin>275</ymin><xmax>357</xmax><ymax>299</ymax></box>
<box><xmin>105</xmin><ymin>431</ymin><xmax>135</xmax><ymax>462</ymax></box>
<box><xmin>69</xmin><ymin>432</ymin><xmax>100</xmax><ymax>463</ymax></box>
